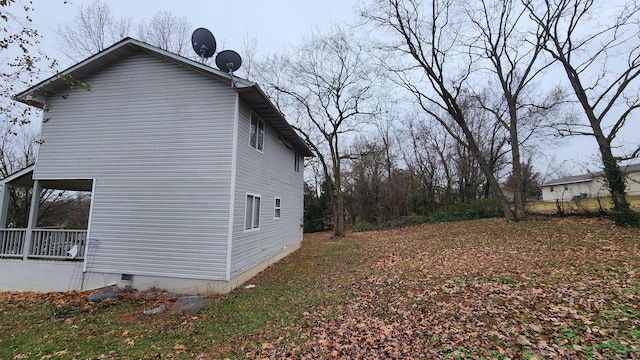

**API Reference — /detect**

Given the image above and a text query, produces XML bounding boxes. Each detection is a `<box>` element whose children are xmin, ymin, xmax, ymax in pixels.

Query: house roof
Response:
<box><xmin>543</xmin><ymin>163</ymin><xmax>640</xmax><ymax>187</ymax></box>
<box><xmin>15</xmin><ymin>37</ymin><xmax>313</xmax><ymax>157</ymax></box>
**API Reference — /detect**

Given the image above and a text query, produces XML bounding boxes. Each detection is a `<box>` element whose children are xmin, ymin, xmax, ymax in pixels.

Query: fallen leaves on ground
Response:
<box><xmin>246</xmin><ymin>217</ymin><xmax>640</xmax><ymax>359</ymax></box>
<box><xmin>2</xmin><ymin>216</ymin><xmax>640</xmax><ymax>359</ymax></box>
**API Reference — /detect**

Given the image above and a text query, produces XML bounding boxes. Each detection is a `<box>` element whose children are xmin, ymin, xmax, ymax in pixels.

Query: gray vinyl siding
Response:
<box><xmin>34</xmin><ymin>53</ymin><xmax>235</xmax><ymax>280</ymax></box>
<box><xmin>230</xmin><ymin>103</ymin><xmax>304</xmax><ymax>277</ymax></box>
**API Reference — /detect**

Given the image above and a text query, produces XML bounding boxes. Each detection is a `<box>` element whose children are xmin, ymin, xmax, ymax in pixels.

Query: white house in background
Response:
<box><xmin>541</xmin><ymin>163</ymin><xmax>640</xmax><ymax>202</ymax></box>
<box><xmin>0</xmin><ymin>38</ymin><xmax>313</xmax><ymax>294</ymax></box>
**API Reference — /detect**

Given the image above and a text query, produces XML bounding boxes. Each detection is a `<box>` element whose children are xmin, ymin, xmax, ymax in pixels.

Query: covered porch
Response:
<box><xmin>0</xmin><ymin>165</ymin><xmax>93</xmax><ymax>262</ymax></box>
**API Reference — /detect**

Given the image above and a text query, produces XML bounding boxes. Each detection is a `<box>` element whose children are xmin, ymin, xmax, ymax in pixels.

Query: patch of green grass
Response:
<box><xmin>490</xmin><ymin>349</ymin><xmax>508</xmax><ymax>359</ymax></box>
<box><xmin>602</xmin><ymin>306</ymin><xmax>640</xmax><ymax>321</ymax></box>
<box><xmin>498</xmin><ymin>275</ymin><xmax>516</xmax><ymax>284</ymax></box>
<box><xmin>558</xmin><ymin>326</ymin><xmax>578</xmax><ymax>340</ymax></box>
<box><xmin>0</xmin><ymin>237</ymin><xmax>360</xmax><ymax>359</ymax></box>
<box><xmin>454</xmin><ymin>277</ymin><xmax>467</xmax><ymax>285</ymax></box>
<box><xmin>443</xmin><ymin>346</ymin><xmax>478</xmax><ymax>359</ymax></box>
<box><xmin>440</xmin><ymin>346</ymin><xmax>479</xmax><ymax>359</ymax></box>
<box><xmin>595</xmin><ymin>340</ymin><xmax>637</xmax><ymax>358</ymax></box>
<box><xmin>318</xmin><ymin>240</ymin><xmax>346</xmax><ymax>256</ymax></box>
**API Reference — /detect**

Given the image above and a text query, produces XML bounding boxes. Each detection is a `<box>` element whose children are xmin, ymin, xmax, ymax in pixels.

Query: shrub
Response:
<box><xmin>304</xmin><ymin>218</ymin><xmax>328</xmax><ymax>233</ymax></box>
<box><xmin>352</xmin><ymin>221</ymin><xmax>375</xmax><ymax>232</ymax></box>
<box><xmin>611</xmin><ymin>209</ymin><xmax>640</xmax><ymax>228</ymax></box>
<box><xmin>427</xmin><ymin>199</ymin><xmax>501</xmax><ymax>223</ymax></box>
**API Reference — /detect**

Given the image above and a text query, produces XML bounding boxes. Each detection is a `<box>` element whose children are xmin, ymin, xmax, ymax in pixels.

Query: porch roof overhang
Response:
<box><xmin>1</xmin><ymin>166</ymin><xmax>92</xmax><ymax>191</ymax></box>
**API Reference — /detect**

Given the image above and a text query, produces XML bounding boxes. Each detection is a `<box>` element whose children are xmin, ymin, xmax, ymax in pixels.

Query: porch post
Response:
<box><xmin>22</xmin><ymin>180</ymin><xmax>41</xmax><ymax>260</ymax></box>
<box><xmin>0</xmin><ymin>183</ymin><xmax>10</xmax><ymax>228</ymax></box>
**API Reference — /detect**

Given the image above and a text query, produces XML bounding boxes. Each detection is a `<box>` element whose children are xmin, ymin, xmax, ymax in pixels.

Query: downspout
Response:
<box><xmin>225</xmin><ymin>93</ymin><xmax>240</xmax><ymax>281</ymax></box>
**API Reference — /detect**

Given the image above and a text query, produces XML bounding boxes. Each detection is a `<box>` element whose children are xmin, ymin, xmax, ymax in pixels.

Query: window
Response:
<box><xmin>564</xmin><ymin>184</ymin><xmax>569</xmax><ymax>190</ymax></box>
<box><xmin>294</xmin><ymin>153</ymin><xmax>301</xmax><ymax>173</ymax></box>
<box><xmin>245</xmin><ymin>194</ymin><xmax>261</xmax><ymax>230</ymax></box>
<box><xmin>550</xmin><ymin>186</ymin><xmax>555</xmax><ymax>192</ymax></box>
<box><xmin>274</xmin><ymin>197</ymin><xmax>281</xmax><ymax>219</ymax></box>
<box><xmin>250</xmin><ymin>113</ymin><xmax>264</xmax><ymax>151</ymax></box>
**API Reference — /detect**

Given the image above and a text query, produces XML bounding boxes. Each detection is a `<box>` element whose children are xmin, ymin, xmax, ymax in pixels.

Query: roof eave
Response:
<box><xmin>235</xmin><ymin>85</ymin><xmax>314</xmax><ymax>157</ymax></box>
<box><xmin>14</xmin><ymin>37</ymin><xmax>313</xmax><ymax>158</ymax></box>
<box><xmin>15</xmin><ymin>38</ymin><xmax>245</xmax><ymax>108</ymax></box>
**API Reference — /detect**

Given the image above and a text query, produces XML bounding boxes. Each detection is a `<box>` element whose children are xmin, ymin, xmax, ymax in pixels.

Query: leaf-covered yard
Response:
<box><xmin>1</xmin><ymin>217</ymin><xmax>639</xmax><ymax>359</ymax></box>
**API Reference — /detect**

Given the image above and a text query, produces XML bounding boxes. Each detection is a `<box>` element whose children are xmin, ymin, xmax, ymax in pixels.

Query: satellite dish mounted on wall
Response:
<box><xmin>191</xmin><ymin>27</ymin><xmax>216</xmax><ymax>63</ymax></box>
<box><xmin>215</xmin><ymin>50</ymin><xmax>243</xmax><ymax>88</ymax></box>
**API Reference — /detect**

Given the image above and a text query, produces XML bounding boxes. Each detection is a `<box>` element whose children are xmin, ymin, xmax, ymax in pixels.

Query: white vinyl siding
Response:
<box><xmin>34</xmin><ymin>53</ymin><xmax>235</xmax><ymax>280</ymax></box>
<box><xmin>231</xmin><ymin>102</ymin><xmax>304</xmax><ymax>277</ymax></box>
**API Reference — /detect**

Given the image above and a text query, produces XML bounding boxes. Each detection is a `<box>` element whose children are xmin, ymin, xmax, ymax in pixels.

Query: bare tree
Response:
<box><xmin>1</xmin><ymin>0</ymin><xmax>57</xmax><ymax>127</ymax></box>
<box><xmin>462</xmin><ymin>0</ymin><xmax>564</xmax><ymax>220</ymax></box>
<box><xmin>346</xmin><ymin>139</ymin><xmax>386</xmax><ymax>224</ymax></box>
<box><xmin>261</xmin><ymin>26</ymin><xmax>380</xmax><ymax>237</ymax></box>
<box><xmin>58</xmin><ymin>0</ymin><xmax>192</xmax><ymax>60</ymax></box>
<box><xmin>525</xmin><ymin>0</ymin><xmax>640</xmax><ymax>226</ymax></box>
<box><xmin>0</xmin><ymin>122</ymin><xmax>37</xmax><ymax>227</ymax></box>
<box><xmin>136</xmin><ymin>10</ymin><xmax>191</xmax><ymax>56</ymax></box>
<box><xmin>363</xmin><ymin>0</ymin><xmax>518</xmax><ymax>221</ymax></box>
<box><xmin>239</xmin><ymin>34</ymin><xmax>259</xmax><ymax>80</ymax></box>
<box><xmin>57</xmin><ymin>0</ymin><xmax>133</xmax><ymax>61</ymax></box>
<box><xmin>403</xmin><ymin>118</ymin><xmax>455</xmax><ymax>211</ymax></box>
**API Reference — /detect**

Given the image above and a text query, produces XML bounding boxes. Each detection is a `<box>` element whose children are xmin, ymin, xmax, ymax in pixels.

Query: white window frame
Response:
<box><xmin>274</xmin><ymin>197</ymin><xmax>281</xmax><ymax>219</ymax></box>
<box><xmin>249</xmin><ymin>112</ymin><xmax>264</xmax><ymax>152</ymax></box>
<box><xmin>294</xmin><ymin>152</ymin><xmax>301</xmax><ymax>173</ymax></box>
<box><xmin>245</xmin><ymin>193</ymin><xmax>261</xmax><ymax>231</ymax></box>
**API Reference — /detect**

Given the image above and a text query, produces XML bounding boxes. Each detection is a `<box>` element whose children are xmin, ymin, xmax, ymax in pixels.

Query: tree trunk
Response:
<box><xmin>508</xmin><ymin>102</ymin><xmax>526</xmax><ymax>222</ymax></box>
<box><xmin>454</xmin><ymin>114</ymin><xmax>515</xmax><ymax>221</ymax></box>
<box><xmin>332</xmin><ymin>167</ymin><xmax>346</xmax><ymax>237</ymax></box>
<box><xmin>599</xmin><ymin>142</ymin><xmax>631</xmax><ymax>213</ymax></box>
<box><xmin>511</xmin><ymin>160</ymin><xmax>525</xmax><ymax>221</ymax></box>
<box><xmin>334</xmin><ymin>188</ymin><xmax>345</xmax><ymax>237</ymax></box>
<box><xmin>332</xmin><ymin>155</ymin><xmax>346</xmax><ymax>237</ymax></box>
<box><xmin>567</xmin><ymin>64</ymin><xmax>636</xmax><ymax>224</ymax></box>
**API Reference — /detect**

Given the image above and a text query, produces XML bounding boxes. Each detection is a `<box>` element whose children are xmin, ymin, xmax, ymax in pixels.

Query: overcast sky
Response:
<box><xmin>31</xmin><ymin>0</ymin><xmax>361</xmax><ymax>67</ymax></box>
<box><xmin>24</xmin><ymin>0</ymin><xmax>640</xmax><ymax>177</ymax></box>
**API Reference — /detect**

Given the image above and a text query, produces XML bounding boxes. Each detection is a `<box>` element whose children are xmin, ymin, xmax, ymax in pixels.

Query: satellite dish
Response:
<box><xmin>215</xmin><ymin>50</ymin><xmax>242</xmax><ymax>73</ymax></box>
<box><xmin>191</xmin><ymin>28</ymin><xmax>216</xmax><ymax>60</ymax></box>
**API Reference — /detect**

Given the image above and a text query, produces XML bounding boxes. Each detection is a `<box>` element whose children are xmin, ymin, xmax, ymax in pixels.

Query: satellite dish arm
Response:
<box><xmin>226</xmin><ymin>63</ymin><xmax>236</xmax><ymax>88</ymax></box>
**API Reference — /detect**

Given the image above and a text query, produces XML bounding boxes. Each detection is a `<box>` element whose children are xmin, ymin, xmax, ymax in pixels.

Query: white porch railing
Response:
<box><xmin>0</xmin><ymin>229</ymin><xmax>25</xmax><ymax>258</ymax></box>
<box><xmin>30</xmin><ymin>229</ymin><xmax>87</xmax><ymax>259</ymax></box>
<box><xmin>0</xmin><ymin>229</ymin><xmax>87</xmax><ymax>259</ymax></box>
